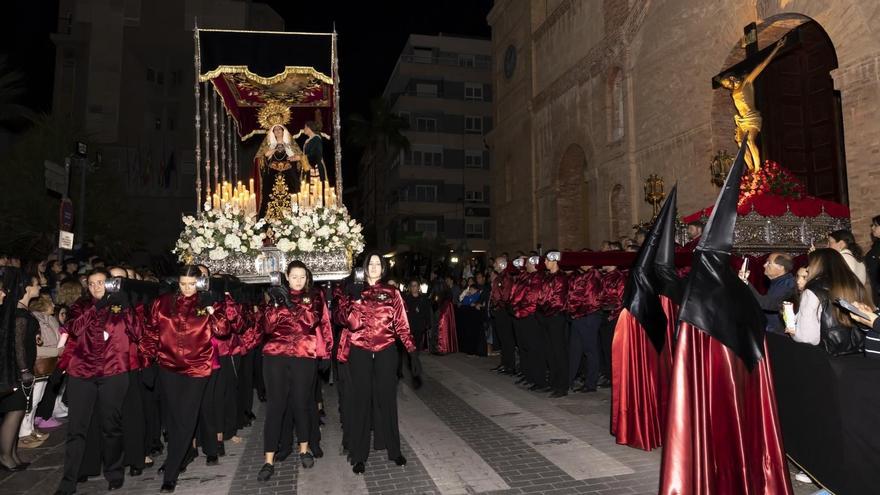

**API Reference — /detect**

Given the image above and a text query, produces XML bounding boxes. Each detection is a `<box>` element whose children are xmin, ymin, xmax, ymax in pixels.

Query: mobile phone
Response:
<box><xmin>740</xmin><ymin>258</ymin><xmax>749</xmax><ymax>274</ymax></box>
<box><xmin>834</xmin><ymin>298</ymin><xmax>877</xmax><ymax>322</ymax></box>
<box><xmin>353</xmin><ymin>267</ymin><xmax>365</xmax><ymax>284</ymax></box>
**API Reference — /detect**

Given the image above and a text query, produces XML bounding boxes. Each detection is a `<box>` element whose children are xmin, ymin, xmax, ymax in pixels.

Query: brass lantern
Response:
<box><xmin>710</xmin><ymin>150</ymin><xmax>734</xmax><ymax>187</ymax></box>
<box><xmin>643</xmin><ymin>174</ymin><xmax>666</xmax><ymax>218</ymax></box>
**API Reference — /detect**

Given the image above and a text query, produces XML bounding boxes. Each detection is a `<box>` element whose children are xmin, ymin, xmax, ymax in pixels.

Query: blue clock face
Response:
<box><xmin>504</xmin><ymin>45</ymin><xmax>517</xmax><ymax>79</ymax></box>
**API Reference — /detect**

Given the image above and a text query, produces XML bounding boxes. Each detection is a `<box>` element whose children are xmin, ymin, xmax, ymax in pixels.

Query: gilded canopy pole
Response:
<box><xmin>331</xmin><ymin>28</ymin><xmax>343</xmax><ymax>200</ymax></box>
<box><xmin>232</xmin><ymin>121</ymin><xmax>239</xmax><ymax>185</ymax></box>
<box><xmin>193</xmin><ymin>20</ymin><xmax>202</xmax><ymax>215</ymax></box>
<box><xmin>220</xmin><ymin>102</ymin><xmax>226</xmax><ymax>184</ymax></box>
<box><xmin>202</xmin><ymin>81</ymin><xmax>211</xmax><ymax>206</ymax></box>
<box><xmin>212</xmin><ymin>90</ymin><xmax>219</xmax><ymax>194</ymax></box>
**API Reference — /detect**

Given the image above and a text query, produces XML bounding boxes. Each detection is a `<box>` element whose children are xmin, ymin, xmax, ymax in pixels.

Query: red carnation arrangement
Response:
<box><xmin>739</xmin><ymin>160</ymin><xmax>806</xmax><ymax>205</ymax></box>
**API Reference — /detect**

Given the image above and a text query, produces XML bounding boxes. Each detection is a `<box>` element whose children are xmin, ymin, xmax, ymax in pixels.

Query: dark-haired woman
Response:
<box><xmin>339</xmin><ymin>253</ymin><xmax>421</xmax><ymax>475</ymax></box>
<box><xmin>0</xmin><ymin>270</ymin><xmax>39</xmax><ymax>472</ymax></box>
<box><xmin>257</xmin><ymin>261</ymin><xmax>332</xmax><ymax>481</ymax></box>
<box><xmin>785</xmin><ymin>248</ymin><xmax>872</xmax><ymax>351</ymax></box>
<box><xmin>828</xmin><ymin>229</ymin><xmax>867</xmax><ymax>285</ymax></box>
<box><xmin>54</xmin><ymin>269</ymin><xmax>140</xmax><ymax>495</ymax></box>
<box><xmin>141</xmin><ymin>265</ymin><xmax>237</xmax><ymax>493</ymax></box>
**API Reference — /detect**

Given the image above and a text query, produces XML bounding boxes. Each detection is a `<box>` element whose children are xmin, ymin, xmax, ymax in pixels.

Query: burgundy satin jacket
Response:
<box><xmin>62</xmin><ymin>297</ymin><xmax>141</xmax><ymax>379</ymax></box>
<box><xmin>490</xmin><ymin>269</ymin><xmax>515</xmax><ymax>311</ymax></box>
<box><xmin>214</xmin><ymin>300</ymin><xmax>247</xmax><ymax>357</ymax></box>
<box><xmin>538</xmin><ymin>270</ymin><xmax>568</xmax><ymax>316</ymax></box>
<box><xmin>341</xmin><ymin>283</ymin><xmax>415</xmax><ymax>355</ymax></box>
<box><xmin>600</xmin><ymin>269</ymin><xmax>628</xmax><ymax>320</ymax></box>
<box><xmin>261</xmin><ymin>288</ymin><xmax>333</xmax><ymax>359</ymax></box>
<box><xmin>142</xmin><ymin>292</ymin><xmax>235</xmax><ymax>378</ymax></box>
<box><xmin>565</xmin><ymin>269</ymin><xmax>604</xmax><ymax>318</ymax></box>
<box><xmin>510</xmin><ymin>271</ymin><xmax>544</xmax><ymax>319</ymax></box>
<box><xmin>332</xmin><ymin>285</ymin><xmax>352</xmax><ymax>363</ymax></box>
<box><xmin>232</xmin><ymin>305</ymin><xmax>263</xmax><ymax>356</ymax></box>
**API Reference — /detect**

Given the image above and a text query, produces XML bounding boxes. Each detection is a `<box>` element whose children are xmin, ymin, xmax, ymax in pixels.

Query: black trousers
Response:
<box><xmin>35</xmin><ymin>368</ymin><xmax>64</xmax><ymax>420</ymax></box>
<box><xmin>140</xmin><ymin>364</ymin><xmax>163</xmax><ymax>455</ymax></box>
<box><xmin>263</xmin><ymin>355</ymin><xmax>316</xmax><ymax>454</ymax></box>
<box><xmin>253</xmin><ymin>344</ymin><xmax>266</xmax><ymax>398</ymax></box>
<box><xmin>122</xmin><ymin>370</ymin><xmax>146</xmax><ymax>468</ymax></box>
<box><xmin>541</xmin><ymin>314</ymin><xmax>569</xmax><ymax>394</ymax></box>
<box><xmin>237</xmin><ymin>350</ymin><xmax>256</xmax><ymax>428</ymax></box>
<box><xmin>196</xmin><ymin>369</ymin><xmax>221</xmax><ymax>456</ymax></box>
<box><xmin>348</xmin><ymin>346</ymin><xmax>401</xmax><ymax>464</ymax></box>
<box><xmin>569</xmin><ymin>313</ymin><xmax>603</xmax><ymax>388</ymax></box>
<box><xmin>512</xmin><ymin>316</ymin><xmax>531</xmax><ymax>380</ymax></box>
<box><xmin>158</xmin><ymin>369</ymin><xmax>208</xmax><ymax>484</ymax></box>
<box><xmin>336</xmin><ymin>361</ymin><xmax>352</xmax><ymax>451</ymax></box>
<box><xmin>599</xmin><ymin>315</ymin><xmax>617</xmax><ymax>378</ymax></box>
<box><xmin>219</xmin><ymin>356</ymin><xmax>239</xmax><ymax>438</ymax></box>
<box><xmin>58</xmin><ymin>373</ymin><xmax>129</xmax><ymax>492</ymax></box>
<box><xmin>523</xmin><ymin>315</ymin><xmax>546</xmax><ymax>387</ymax></box>
<box><xmin>493</xmin><ymin>309</ymin><xmax>516</xmax><ymax>371</ymax></box>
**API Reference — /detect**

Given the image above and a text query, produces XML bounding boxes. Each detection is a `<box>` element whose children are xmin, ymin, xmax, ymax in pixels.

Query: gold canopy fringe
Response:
<box><xmin>199</xmin><ymin>65</ymin><xmax>332</xmax><ymax>85</ymax></box>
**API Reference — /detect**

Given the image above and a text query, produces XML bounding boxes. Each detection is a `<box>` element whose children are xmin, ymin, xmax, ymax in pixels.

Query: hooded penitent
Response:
<box><xmin>611</xmin><ymin>186</ymin><xmax>677</xmax><ymax>450</ymax></box>
<box><xmin>659</xmin><ymin>141</ymin><xmax>792</xmax><ymax>494</ymax></box>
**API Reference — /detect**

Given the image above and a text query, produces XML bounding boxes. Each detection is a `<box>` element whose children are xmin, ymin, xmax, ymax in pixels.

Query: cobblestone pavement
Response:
<box><xmin>0</xmin><ymin>354</ymin><xmax>821</xmax><ymax>494</ymax></box>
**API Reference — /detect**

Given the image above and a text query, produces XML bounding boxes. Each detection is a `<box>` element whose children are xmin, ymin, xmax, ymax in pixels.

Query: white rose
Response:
<box><xmin>276</xmin><ymin>238</ymin><xmax>292</xmax><ymax>252</ymax></box>
<box><xmin>297</xmin><ymin>237</ymin><xmax>315</xmax><ymax>252</ymax></box>
<box><xmin>316</xmin><ymin>225</ymin><xmax>331</xmax><ymax>239</ymax></box>
<box><xmin>224</xmin><ymin>234</ymin><xmax>242</xmax><ymax>250</ymax></box>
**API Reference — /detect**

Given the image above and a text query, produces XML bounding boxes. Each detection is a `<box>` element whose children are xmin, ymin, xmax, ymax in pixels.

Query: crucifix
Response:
<box><xmin>712</xmin><ymin>26</ymin><xmax>798</xmax><ymax>173</ymax></box>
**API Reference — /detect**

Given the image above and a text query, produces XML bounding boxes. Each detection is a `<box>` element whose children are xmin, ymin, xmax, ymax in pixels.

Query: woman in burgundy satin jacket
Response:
<box><xmin>338</xmin><ymin>253</ymin><xmax>421</xmax><ymax>475</ymax></box>
<box><xmin>55</xmin><ymin>269</ymin><xmax>140</xmax><ymax>495</ymax></box>
<box><xmin>141</xmin><ymin>265</ymin><xmax>236</xmax><ymax>494</ymax></box>
<box><xmin>256</xmin><ymin>261</ymin><xmax>333</xmax><ymax>481</ymax></box>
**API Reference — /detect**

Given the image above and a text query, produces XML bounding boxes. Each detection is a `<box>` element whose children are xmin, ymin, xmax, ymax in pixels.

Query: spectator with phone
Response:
<box><xmin>784</xmin><ymin>249</ymin><xmax>871</xmax><ymax>351</ymax></box>
<box><xmin>739</xmin><ymin>252</ymin><xmax>796</xmax><ymax>333</ymax></box>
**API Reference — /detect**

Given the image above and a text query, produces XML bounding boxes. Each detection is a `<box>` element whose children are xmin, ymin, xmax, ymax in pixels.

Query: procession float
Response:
<box><xmin>173</xmin><ymin>27</ymin><xmax>363</xmax><ymax>282</ymax></box>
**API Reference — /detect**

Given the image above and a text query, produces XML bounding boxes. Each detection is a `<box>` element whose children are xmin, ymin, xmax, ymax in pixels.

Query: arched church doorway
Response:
<box><xmin>756</xmin><ymin>20</ymin><xmax>846</xmax><ymax>204</ymax></box>
<box><xmin>713</xmin><ymin>16</ymin><xmax>847</xmax><ymax>204</ymax></box>
<box><xmin>557</xmin><ymin>144</ymin><xmax>589</xmax><ymax>250</ymax></box>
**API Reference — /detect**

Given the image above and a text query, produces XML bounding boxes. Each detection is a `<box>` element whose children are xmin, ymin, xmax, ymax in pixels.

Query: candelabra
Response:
<box><xmin>710</xmin><ymin>150</ymin><xmax>734</xmax><ymax>187</ymax></box>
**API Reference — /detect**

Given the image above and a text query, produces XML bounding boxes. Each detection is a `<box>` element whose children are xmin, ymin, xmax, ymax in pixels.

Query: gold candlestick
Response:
<box><xmin>643</xmin><ymin>174</ymin><xmax>665</xmax><ymax>218</ymax></box>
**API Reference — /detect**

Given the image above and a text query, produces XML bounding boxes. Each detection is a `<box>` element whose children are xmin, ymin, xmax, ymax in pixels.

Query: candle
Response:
<box><xmin>249</xmin><ymin>178</ymin><xmax>254</xmax><ymax>194</ymax></box>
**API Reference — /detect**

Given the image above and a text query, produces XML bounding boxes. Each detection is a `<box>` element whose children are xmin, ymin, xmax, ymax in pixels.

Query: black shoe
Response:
<box><xmin>300</xmin><ymin>452</ymin><xmax>315</xmax><ymax>469</ymax></box>
<box><xmin>312</xmin><ymin>444</ymin><xmax>324</xmax><ymax>458</ymax></box>
<box><xmin>579</xmin><ymin>386</ymin><xmax>597</xmax><ymax>393</ymax></box>
<box><xmin>218</xmin><ymin>442</ymin><xmax>226</xmax><ymax>457</ymax></box>
<box><xmin>490</xmin><ymin>364</ymin><xmax>503</xmax><ymax>372</ymax></box>
<box><xmin>53</xmin><ymin>491</ymin><xmax>74</xmax><ymax>495</ymax></box>
<box><xmin>275</xmin><ymin>449</ymin><xmax>292</xmax><ymax>462</ymax></box>
<box><xmin>514</xmin><ymin>377</ymin><xmax>528</xmax><ymax>385</ymax></box>
<box><xmin>129</xmin><ymin>466</ymin><xmax>143</xmax><ymax>476</ymax></box>
<box><xmin>108</xmin><ymin>479</ymin><xmax>124</xmax><ymax>490</ymax></box>
<box><xmin>501</xmin><ymin>368</ymin><xmax>516</xmax><ymax>375</ymax></box>
<box><xmin>528</xmin><ymin>384</ymin><xmax>543</xmax><ymax>391</ymax></box>
<box><xmin>144</xmin><ymin>459</ymin><xmax>154</xmax><ymax>468</ymax></box>
<box><xmin>549</xmin><ymin>391</ymin><xmax>568</xmax><ymax>398</ymax></box>
<box><xmin>257</xmin><ymin>463</ymin><xmax>274</xmax><ymax>482</ymax></box>
<box><xmin>206</xmin><ymin>455</ymin><xmax>219</xmax><ymax>466</ymax></box>
<box><xmin>0</xmin><ymin>463</ymin><xmax>25</xmax><ymax>472</ymax></box>
<box><xmin>160</xmin><ymin>481</ymin><xmax>176</xmax><ymax>493</ymax></box>
<box><xmin>257</xmin><ymin>393</ymin><xmax>267</xmax><ymax>402</ymax></box>
<box><xmin>393</xmin><ymin>455</ymin><xmax>407</xmax><ymax>466</ymax></box>
<box><xmin>352</xmin><ymin>462</ymin><xmax>365</xmax><ymax>474</ymax></box>
<box><xmin>77</xmin><ymin>475</ymin><xmax>89</xmax><ymax>483</ymax></box>
<box><xmin>150</xmin><ymin>446</ymin><xmax>165</xmax><ymax>457</ymax></box>
<box><xmin>246</xmin><ymin>411</ymin><xmax>257</xmax><ymax>421</ymax></box>
<box><xmin>157</xmin><ymin>464</ymin><xmax>165</xmax><ymax>474</ymax></box>
<box><xmin>597</xmin><ymin>376</ymin><xmax>611</xmax><ymax>388</ymax></box>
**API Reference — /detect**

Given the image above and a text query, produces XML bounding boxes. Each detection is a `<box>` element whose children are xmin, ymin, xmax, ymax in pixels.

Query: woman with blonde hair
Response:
<box><xmin>785</xmin><ymin>248</ymin><xmax>871</xmax><ymax>353</ymax></box>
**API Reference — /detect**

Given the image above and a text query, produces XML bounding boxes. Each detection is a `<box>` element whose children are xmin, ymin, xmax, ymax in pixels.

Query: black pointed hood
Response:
<box><xmin>621</xmin><ymin>186</ymin><xmax>677</xmax><ymax>353</ymax></box>
<box><xmin>653</xmin><ymin>186</ymin><xmax>684</xmax><ymax>304</ymax></box>
<box><xmin>678</xmin><ymin>141</ymin><xmax>766</xmax><ymax>370</ymax></box>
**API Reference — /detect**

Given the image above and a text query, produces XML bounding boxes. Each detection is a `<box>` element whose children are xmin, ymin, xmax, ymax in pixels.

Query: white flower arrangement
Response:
<box><xmin>267</xmin><ymin>204</ymin><xmax>365</xmax><ymax>255</ymax></box>
<box><xmin>173</xmin><ymin>204</ymin><xmax>266</xmax><ymax>262</ymax></box>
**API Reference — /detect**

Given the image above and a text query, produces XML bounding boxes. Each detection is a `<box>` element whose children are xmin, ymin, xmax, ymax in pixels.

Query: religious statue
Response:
<box><xmin>251</xmin><ymin>100</ymin><xmax>305</xmax><ymax>217</ymax></box>
<box><xmin>720</xmin><ymin>36</ymin><xmax>786</xmax><ymax>173</ymax></box>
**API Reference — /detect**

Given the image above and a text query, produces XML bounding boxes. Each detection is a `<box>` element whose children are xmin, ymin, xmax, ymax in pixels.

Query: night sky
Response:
<box><xmin>2</xmin><ymin>0</ymin><xmax>493</xmax><ymax>130</ymax></box>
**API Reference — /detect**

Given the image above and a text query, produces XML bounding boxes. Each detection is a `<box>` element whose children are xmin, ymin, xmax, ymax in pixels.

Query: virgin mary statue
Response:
<box><xmin>252</xmin><ymin>123</ymin><xmax>304</xmax><ymax>218</ymax></box>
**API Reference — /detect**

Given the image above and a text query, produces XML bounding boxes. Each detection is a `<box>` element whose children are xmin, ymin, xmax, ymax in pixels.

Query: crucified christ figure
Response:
<box><xmin>720</xmin><ymin>36</ymin><xmax>787</xmax><ymax>173</ymax></box>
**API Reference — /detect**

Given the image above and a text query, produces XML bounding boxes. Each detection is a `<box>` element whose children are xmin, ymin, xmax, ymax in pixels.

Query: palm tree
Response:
<box><xmin>347</xmin><ymin>97</ymin><xmax>410</xmax><ymax>246</ymax></box>
<box><xmin>0</xmin><ymin>56</ymin><xmax>37</xmax><ymax>128</ymax></box>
